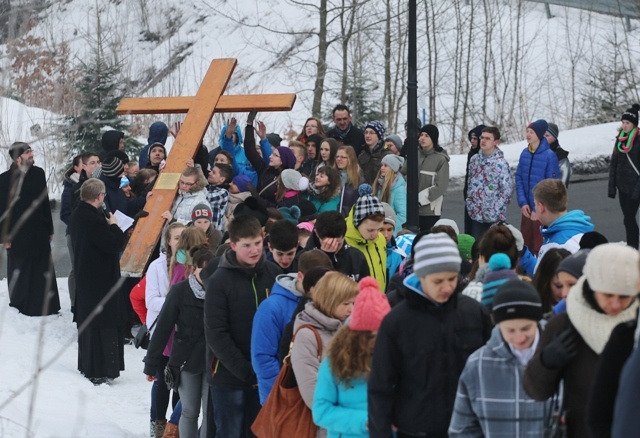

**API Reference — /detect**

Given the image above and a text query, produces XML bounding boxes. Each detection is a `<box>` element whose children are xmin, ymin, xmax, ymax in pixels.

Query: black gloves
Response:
<box><xmin>541</xmin><ymin>328</ymin><xmax>578</xmax><ymax>370</ymax></box>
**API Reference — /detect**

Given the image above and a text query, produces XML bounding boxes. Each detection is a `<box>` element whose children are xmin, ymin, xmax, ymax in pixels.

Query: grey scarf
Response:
<box><xmin>189</xmin><ymin>273</ymin><xmax>206</xmax><ymax>300</ymax></box>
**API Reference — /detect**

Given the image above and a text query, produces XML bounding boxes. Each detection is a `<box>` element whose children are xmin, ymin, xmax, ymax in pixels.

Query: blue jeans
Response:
<box><xmin>170</xmin><ymin>400</ymin><xmax>182</xmax><ymax>424</ymax></box>
<box><xmin>210</xmin><ymin>385</ymin><xmax>260</xmax><ymax>438</ymax></box>
<box><xmin>178</xmin><ymin>371</ymin><xmax>209</xmax><ymax>438</ymax></box>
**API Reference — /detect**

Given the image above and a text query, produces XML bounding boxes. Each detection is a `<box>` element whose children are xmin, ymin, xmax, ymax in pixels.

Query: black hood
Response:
<box><xmin>102</xmin><ymin>130</ymin><xmax>124</xmax><ymax>153</ymax></box>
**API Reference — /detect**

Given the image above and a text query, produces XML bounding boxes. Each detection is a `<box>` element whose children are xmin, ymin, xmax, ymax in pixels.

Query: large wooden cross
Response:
<box><xmin>116</xmin><ymin>58</ymin><xmax>296</xmax><ymax>276</ymax></box>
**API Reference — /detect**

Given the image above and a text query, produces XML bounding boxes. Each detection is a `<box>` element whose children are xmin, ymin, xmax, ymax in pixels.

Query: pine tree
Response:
<box><xmin>64</xmin><ymin>24</ymin><xmax>141</xmax><ymax>159</ymax></box>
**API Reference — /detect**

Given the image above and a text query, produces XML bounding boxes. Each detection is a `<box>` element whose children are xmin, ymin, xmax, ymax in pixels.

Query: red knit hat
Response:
<box><xmin>349</xmin><ymin>277</ymin><xmax>391</xmax><ymax>332</ymax></box>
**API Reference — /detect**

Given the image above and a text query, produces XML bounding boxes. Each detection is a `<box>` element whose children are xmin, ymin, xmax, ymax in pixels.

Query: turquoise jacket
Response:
<box><xmin>377</xmin><ymin>174</ymin><xmax>407</xmax><ymax>234</ymax></box>
<box><xmin>313</xmin><ymin>358</ymin><xmax>369</xmax><ymax>438</ymax></box>
<box><xmin>305</xmin><ymin>191</ymin><xmax>341</xmax><ymax>214</ymax></box>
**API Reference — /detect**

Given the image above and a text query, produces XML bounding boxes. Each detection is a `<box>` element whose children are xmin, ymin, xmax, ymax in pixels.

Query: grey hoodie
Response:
<box><xmin>291</xmin><ymin>303</ymin><xmax>343</xmax><ymax>409</ymax></box>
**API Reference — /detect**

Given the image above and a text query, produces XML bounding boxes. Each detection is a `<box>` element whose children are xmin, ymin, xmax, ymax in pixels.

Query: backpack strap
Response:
<box><xmin>293</xmin><ymin>324</ymin><xmax>323</xmax><ymax>360</ymax></box>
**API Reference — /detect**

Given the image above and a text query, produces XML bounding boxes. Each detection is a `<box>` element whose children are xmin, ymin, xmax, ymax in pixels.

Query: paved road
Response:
<box><xmin>0</xmin><ymin>176</ymin><xmax>625</xmax><ymax>279</ymax></box>
<box><xmin>441</xmin><ymin>176</ymin><xmax>625</xmax><ymax>244</ymax></box>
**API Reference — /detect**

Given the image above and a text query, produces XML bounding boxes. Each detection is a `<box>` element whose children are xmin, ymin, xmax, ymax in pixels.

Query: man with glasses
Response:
<box><xmin>0</xmin><ymin>142</ymin><xmax>61</xmax><ymax>316</ymax></box>
<box><xmin>327</xmin><ymin>104</ymin><xmax>365</xmax><ymax>155</ymax></box>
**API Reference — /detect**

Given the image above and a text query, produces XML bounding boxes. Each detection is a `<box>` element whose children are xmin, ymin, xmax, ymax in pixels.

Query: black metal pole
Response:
<box><xmin>406</xmin><ymin>0</ymin><xmax>419</xmax><ymax>229</ymax></box>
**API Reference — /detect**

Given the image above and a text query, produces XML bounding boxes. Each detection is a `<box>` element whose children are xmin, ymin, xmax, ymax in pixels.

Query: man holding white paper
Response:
<box><xmin>69</xmin><ymin>177</ymin><xmax>126</xmax><ymax>384</ymax></box>
<box><xmin>401</xmin><ymin>124</ymin><xmax>449</xmax><ymax>231</ymax></box>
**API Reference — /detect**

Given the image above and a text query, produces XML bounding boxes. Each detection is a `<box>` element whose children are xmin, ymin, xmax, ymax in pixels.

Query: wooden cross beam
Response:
<box><xmin>116</xmin><ymin>58</ymin><xmax>296</xmax><ymax>276</ymax></box>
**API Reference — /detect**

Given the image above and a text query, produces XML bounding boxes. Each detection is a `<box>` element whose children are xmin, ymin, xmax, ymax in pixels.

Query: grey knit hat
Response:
<box><xmin>556</xmin><ymin>249</ymin><xmax>590</xmax><ymax>279</ymax></box>
<box><xmin>546</xmin><ymin>123</ymin><xmax>559</xmax><ymax>140</ymax></box>
<box><xmin>381</xmin><ymin>154</ymin><xmax>405</xmax><ymax>173</ymax></box>
<box><xmin>384</xmin><ymin>134</ymin><xmax>403</xmax><ymax>152</ymax></box>
<box><xmin>413</xmin><ymin>232</ymin><xmax>462</xmax><ymax>277</ymax></box>
<box><xmin>381</xmin><ymin>202</ymin><xmax>396</xmax><ymax>227</ymax></box>
<box><xmin>280</xmin><ymin>169</ymin><xmax>309</xmax><ymax>191</ymax></box>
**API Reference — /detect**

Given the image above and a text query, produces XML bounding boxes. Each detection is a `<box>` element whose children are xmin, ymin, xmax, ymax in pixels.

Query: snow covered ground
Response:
<box><xmin>0</xmin><ymin>279</ymin><xmax>151</xmax><ymax>437</ymax></box>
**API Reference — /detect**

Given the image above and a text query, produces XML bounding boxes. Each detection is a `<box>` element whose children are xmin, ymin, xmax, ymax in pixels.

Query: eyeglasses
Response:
<box><xmin>179</xmin><ymin>180</ymin><xmax>195</xmax><ymax>187</ymax></box>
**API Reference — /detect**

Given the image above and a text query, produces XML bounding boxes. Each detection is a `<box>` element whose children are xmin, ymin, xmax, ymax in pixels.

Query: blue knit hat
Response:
<box><xmin>527</xmin><ymin>119</ymin><xmax>548</xmax><ymax>141</ymax></box>
<box><xmin>365</xmin><ymin>121</ymin><xmax>386</xmax><ymax>142</ymax></box>
<box><xmin>481</xmin><ymin>253</ymin><xmax>519</xmax><ymax>310</ymax></box>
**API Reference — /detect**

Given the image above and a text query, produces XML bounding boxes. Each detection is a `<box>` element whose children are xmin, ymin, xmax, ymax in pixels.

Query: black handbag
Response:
<box><xmin>133</xmin><ymin>319</ymin><xmax>157</xmax><ymax>350</ymax></box>
<box><xmin>544</xmin><ymin>389</ymin><xmax>567</xmax><ymax>438</ymax></box>
<box><xmin>164</xmin><ymin>362</ymin><xmax>185</xmax><ymax>391</ymax></box>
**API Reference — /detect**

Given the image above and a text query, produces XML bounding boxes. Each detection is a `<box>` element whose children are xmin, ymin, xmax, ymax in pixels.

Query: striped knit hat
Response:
<box><xmin>413</xmin><ymin>233</ymin><xmax>461</xmax><ymax>277</ymax></box>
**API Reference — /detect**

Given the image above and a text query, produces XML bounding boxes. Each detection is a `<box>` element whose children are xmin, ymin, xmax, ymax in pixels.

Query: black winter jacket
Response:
<box><xmin>608</xmin><ymin>133</ymin><xmax>640</xmax><ymax>199</ymax></box>
<box><xmin>244</xmin><ymin>124</ymin><xmax>281</xmax><ymax>206</ymax></box>
<box><xmin>204</xmin><ymin>249</ymin><xmax>281</xmax><ymax>388</ymax></box>
<box><xmin>100</xmin><ymin>173</ymin><xmax>146</xmax><ymax>217</ymax></box>
<box><xmin>368</xmin><ymin>279</ymin><xmax>492</xmax><ymax>437</ymax></box>
<box><xmin>587</xmin><ymin>318</ymin><xmax>636</xmax><ymax>438</ymax></box>
<box><xmin>327</xmin><ymin>124</ymin><xmax>365</xmax><ymax>156</ymax></box>
<box><xmin>144</xmin><ymin>278</ymin><xmax>207</xmax><ymax>376</ymax></box>
<box><xmin>302</xmin><ymin>232</ymin><xmax>370</xmax><ymax>282</ymax></box>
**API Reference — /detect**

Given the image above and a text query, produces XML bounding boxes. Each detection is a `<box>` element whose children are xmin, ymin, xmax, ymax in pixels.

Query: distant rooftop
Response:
<box><xmin>529</xmin><ymin>0</ymin><xmax>640</xmax><ymax>19</ymax></box>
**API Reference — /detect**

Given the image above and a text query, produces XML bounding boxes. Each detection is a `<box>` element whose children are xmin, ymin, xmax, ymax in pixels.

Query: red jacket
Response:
<box><xmin>130</xmin><ymin>276</ymin><xmax>147</xmax><ymax>324</ymax></box>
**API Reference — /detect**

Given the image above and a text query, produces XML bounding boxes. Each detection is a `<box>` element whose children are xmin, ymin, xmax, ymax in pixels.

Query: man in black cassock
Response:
<box><xmin>68</xmin><ymin>177</ymin><xmax>125</xmax><ymax>384</ymax></box>
<box><xmin>0</xmin><ymin>142</ymin><xmax>60</xmax><ymax>316</ymax></box>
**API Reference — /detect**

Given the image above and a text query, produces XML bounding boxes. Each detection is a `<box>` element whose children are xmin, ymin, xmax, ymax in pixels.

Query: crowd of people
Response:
<box><xmin>2</xmin><ymin>102</ymin><xmax>640</xmax><ymax>438</ymax></box>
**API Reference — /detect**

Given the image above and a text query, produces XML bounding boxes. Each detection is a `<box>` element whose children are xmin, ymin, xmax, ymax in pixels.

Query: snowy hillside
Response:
<box><xmin>0</xmin><ymin>0</ymin><xmax>637</xmax><ymax>147</ymax></box>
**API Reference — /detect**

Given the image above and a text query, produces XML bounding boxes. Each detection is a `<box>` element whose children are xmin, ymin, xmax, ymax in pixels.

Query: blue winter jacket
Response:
<box><xmin>220</xmin><ymin>124</ymin><xmax>271</xmax><ymax>187</ymax></box>
<box><xmin>139</xmin><ymin>121</ymin><xmax>169</xmax><ymax>169</ymax></box>
<box><xmin>251</xmin><ymin>274</ymin><xmax>304</xmax><ymax>404</ymax></box>
<box><xmin>515</xmin><ymin>139</ymin><xmax>560</xmax><ymax>209</ymax></box>
<box><xmin>449</xmin><ymin>325</ymin><xmax>550</xmax><ymax>437</ymax></box>
<box><xmin>313</xmin><ymin>358</ymin><xmax>369</xmax><ymax>438</ymax></box>
<box><xmin>537</xmin><ymin>210</ymin><xmax>594</xmax><ymax>267</ymax></box>
<box><xmin>386</xmin><ymin>238</ymin><xmax>405</xmax><ymax>285</ymax></box>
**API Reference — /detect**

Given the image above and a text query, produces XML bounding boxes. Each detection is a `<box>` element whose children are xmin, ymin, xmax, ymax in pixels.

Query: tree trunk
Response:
<box><xmin>312</xmin><ymin>0</ymin><xmax>328</xmax><ymax>118</ymax></box>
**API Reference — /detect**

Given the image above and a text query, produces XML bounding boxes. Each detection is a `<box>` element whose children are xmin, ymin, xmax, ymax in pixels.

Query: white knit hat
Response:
<box><xmin>584</xmin><ymin>243</ymin><xmax>640</xmax><ymax>296</ymax></box>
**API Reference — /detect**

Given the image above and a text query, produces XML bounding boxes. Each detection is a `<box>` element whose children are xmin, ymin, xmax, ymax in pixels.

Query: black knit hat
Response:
<box><xmin>234</xmin><ymin>197</ymin><xmax>269</xmax><ymax>227</ymax></box>
<box><xmin>420</xmin><ymin>124</ymin><xmax>439</xmax><ymax>147</ymax></box>
<box><xmin>492</xmin><ymin>279</ymin><xmax>543</xmax><ymax>323</ymax></box>
<box><xmin>556</xmin><ymin>249</ymin><xmax>590</xmax><ymax>279</ymax></box>
<box><xmin>621</xmin><ymin>104</ymin><xmax>640</xmax><ymax>126</ymax></box>
<box><xmin>579</xmin><ymin>231</ymin><xmax>608</xmax><ymax>249</ymax></box>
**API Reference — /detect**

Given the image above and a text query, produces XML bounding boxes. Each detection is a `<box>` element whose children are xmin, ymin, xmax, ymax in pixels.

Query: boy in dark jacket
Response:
<box><xmin>204</xmin><ymin>215</ymin><xmax>281</xmax><ymax>437</ymax></box>
<box><xmin>302</xmin><ymin>210</ymin><xmax>370</xmax><ymax>282</ymax></box>
<box><xmin>368</xmin><ymin>232</ymin><xmax>492</xmax><ymax>437</ymax></box>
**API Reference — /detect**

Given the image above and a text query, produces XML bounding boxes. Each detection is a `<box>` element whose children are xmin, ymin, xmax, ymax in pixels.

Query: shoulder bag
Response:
<box><xmin>251</xmin><ymin>324</ymin><xmax>322</xmax><ymax>438</ymax></box>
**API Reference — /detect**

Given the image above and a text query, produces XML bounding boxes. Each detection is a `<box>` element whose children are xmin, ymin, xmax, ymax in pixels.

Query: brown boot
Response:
<box><xmin>154</xmin><ymin>419</ymin><xmax>167</xmax><ymax>438</ymax></box>
<box><xmin>162</xmin><ymin>422</ymin><xmax>179</xmax><ymax>438</ymax></box>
